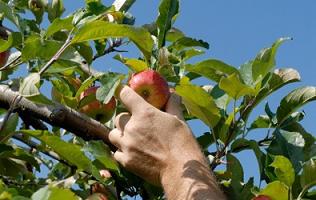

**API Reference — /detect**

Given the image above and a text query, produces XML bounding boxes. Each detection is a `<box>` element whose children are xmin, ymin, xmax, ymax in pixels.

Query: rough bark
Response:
<box><xmin>0</xmin><ymin>85</ymin><xmax>115</xmax><ymax>149</ymax></box>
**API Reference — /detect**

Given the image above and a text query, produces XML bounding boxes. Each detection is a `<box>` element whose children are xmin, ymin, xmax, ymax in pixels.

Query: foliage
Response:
<box><xmin>0</xmin><ymin>0</ymin><xmax>315</xmax><ymax>199</ymax></box>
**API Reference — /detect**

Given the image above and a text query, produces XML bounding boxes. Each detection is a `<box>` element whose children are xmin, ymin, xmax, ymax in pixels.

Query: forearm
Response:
<box><xmin>161</xmin><ymin>156</ymin><xmax>226</xmax><ymax>200</ymax></box>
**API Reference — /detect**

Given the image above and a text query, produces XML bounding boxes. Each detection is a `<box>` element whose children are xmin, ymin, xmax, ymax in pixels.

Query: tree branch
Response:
<box><xmin>0</xmin><ymin>85</ymin><xmax>115</xmax><ymax>150</ymax></box>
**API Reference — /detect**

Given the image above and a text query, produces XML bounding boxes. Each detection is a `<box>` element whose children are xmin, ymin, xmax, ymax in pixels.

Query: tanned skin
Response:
<box><xmin>109</xmin><ymin>86</ymin><xmax>226</xmax><ymax>200</ymax></box>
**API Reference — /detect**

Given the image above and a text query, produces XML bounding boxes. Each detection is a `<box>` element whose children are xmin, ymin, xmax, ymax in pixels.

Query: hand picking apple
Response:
<box><xmin>108</xmin><ymin>84</ymin><xmax>226</xmax><ymax>200</ymax></box>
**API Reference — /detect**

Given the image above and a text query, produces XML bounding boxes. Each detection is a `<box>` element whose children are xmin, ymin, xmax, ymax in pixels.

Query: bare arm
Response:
<box><xmin>109</xmin><ymin>86</ymin><xmax>226</xmax><ymax>200</ymax></box>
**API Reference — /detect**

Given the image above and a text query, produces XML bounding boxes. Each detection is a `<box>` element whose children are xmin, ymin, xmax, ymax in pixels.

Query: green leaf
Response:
<box><xmin>208</xmin><ymin>85</ymin><xmax>230</xmax><ymax>111</ymax></box>
<box><xmin>97</xmin><ymin>73</ymin><xmax>124</xmax><ymax>104</ymax></box>
<box><xmin>268</xmin><ymin>129</ymin><xmax>305</xmax><ymax>173</ymax></box>
<box><xmin>276</xmin><ymin>86</ymin><xmax>316</xmax><ymax>124</ymax></box>
<box><xmin>156</xmin><ymin>0</ymin><xmax>179</xmax><ymax>48</ymax></box>
<box><xmin>72</xmin><ymin>21</ymin><xmax>153</xmax><ymax>61</ymax></box>
<box><xmin>197</xmin><ymin>132</ymin><xmax>214</xmax><ymax>150</ymax></box>
<box><xmin>20</xmin><ymin>130</ymin><xmax>91</xmax><ymax>172</ymax></box>
<box><xmin>249</xmin><ymin>115</ymin><xmax>271</xmax><ymax>130</ymax></box>
<box><xmin>0</xmin><ymin>158</ymin><xmax>29</xmax><ymax>178</ymax></box>
<box><xmin>48</xmin><ymin>0</ymin><xmax>65</xmax><ymax>22</ymax></box>
<box><xmin>242</xmin><ymin>68</ymin><xmax>301</xmax><ymax>120</ymax></box>
<box><xmin>166</xmin><ymin>27</ymin><xmax>185</xmax><ymax>42</ymax></box>
<box><xmin>113</xmin><ymin>54</ymin><xmax>148</xmax><ymax>72</ymax></box>
<box><xmin>75</xmin><ymin>74</ymin><xmax>104</xmax><ymax>99</ymax></box>
<box><xmin>270</xmin><ymin>155</ymin><xmax>295</xmax><ymax>187</ymax></box>
<box><xmin>231</xmin><ymin>139</ymin><xmax>265</xmax><ymax>178</ymax></box>
<box><xmin>170</xmin><ymin>37</ymin><xmax>209</xmax><ymax>50</ymax></box>
<box><xmin>46</xmin><ymin>16</ymin><xmax>74</xmax><ymax>37</ymax></box>
<box><xmin>175</xmin><ymin>77</ymin><xmax>221</xmax><ymax>127</ymax></box>
<box><xmin>227</xmin><ymin>154</ymin><xmax>244</xmax><ymax>192</ymax></box>
<box><xmin>0</xmin><ymin>2</ymin><xmax>22</xmax><ymax>29</ymax></box>
<box><xmin>21</xmin><ymin>35</ymin><xmax>78</xmax><ymax>62</ymax></box>
<box><xmin>219</xmin><ymin>73</ymin><xmax>256</xmax><ymax>99</ymax></box>
<box><xmin>0</xmin><ymin>32</ymin><xmax>22</xmax><ymax>53</ymax></box>
<box><xmin>32</xmin><ymin>186</ymin><xmax>79</xmax><ymax>200</ymax></box>
<box><xmin>0</xmin><ymin>146</ymin><xmax>40</xmax><ymax>171</ymax></box>
<box><xmin>186</xmin><ymin>59</ymin><xmax>238</xmax><ymax>83</ymax></box>
<box><xmin>300</xmin><ymin>159</ymin><xmax>316</xmax><ymax>188</ymax></box>
<box><xmin>252</xmin><ymin>37</ymin><xmax>291</xmax><ymax>81</ymax></box>
<box><xmin>259</xmin><ymin>181</ymin><xmax>289</xmax><ymax>200</ymax></box>
<box><xmin>73</xmin><ymin>42</ymin><xmax>93</xmax><ymax>64</ymax></box>
<box><xmin>19</xmin><ymin>73</ymin><xmax>41</xmax><ymax>97</ymax></box>
<box><xmin>180</xmin><ymin>48</ymin><xmax>204</xmax><ymax>61</ymax></box>
<box><xmin>0</xmin><ymin>113</ymin><xmax>19</xmax><ymax>138</ymax></box>
<box><xmin>83</xmin><ymin>141</ymin><xmax>119</xmax><ymax>173</ymax></box>
<box><xmin>283</xmin><ymin>122</ymin><xmax>316</xmax><ymax>160</ymax></box>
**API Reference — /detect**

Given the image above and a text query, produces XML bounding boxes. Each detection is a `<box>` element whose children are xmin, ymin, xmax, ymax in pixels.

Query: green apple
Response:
<box><xmin>128</xmin><ymin>69</ymin><xmax>170</xmax><ymax>109</ymax></box>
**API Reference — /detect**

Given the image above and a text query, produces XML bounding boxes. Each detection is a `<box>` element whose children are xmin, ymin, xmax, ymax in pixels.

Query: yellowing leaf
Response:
<box><xmin>176</xmin><ymin>77</ymin><xmax>221</xmax><ymax>127</ymax></box>
<box><xmin>270</xmin><ymin>155</ymin><xmax>295</xmax><ymax>187</ymax></box>
<box><xmin>219</xmin><ymin>73</ymin><xmax>256</xmax><ymax>99</ymax></box>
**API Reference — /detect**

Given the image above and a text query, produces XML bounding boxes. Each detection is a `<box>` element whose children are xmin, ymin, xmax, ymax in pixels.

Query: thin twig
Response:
<box><xmin>0</xmin><ymin>55</ymin><xmax>21</xmax><ymax>71</ymax></box>
<box><xmin>92</xmin><ymin>39</ymin><xmax>126</xmax><ymax>61</ymax></box>
<box><xmin>39</xmin><ymin>30</ymin><xmax>74</xmax><ymax>76</ymax></box>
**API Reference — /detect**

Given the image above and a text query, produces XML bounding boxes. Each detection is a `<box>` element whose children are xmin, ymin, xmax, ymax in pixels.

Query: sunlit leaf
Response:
<box><xmin>186</xmin><ymin>59</ymin><xmax>238</xmax><ymax>83</ymax></box>
<box><xmin>252</xmin><ymin>37</ymin><xmax>291</xmax><ymax>81</ymax></box>
<box><xmin>19</xmin><ymin>73</ymin><xmax>40</xmax><ymax>97</ymax></box>
<box><xmin>114</xmin><ymin>54</ymin><xmax>148</xmax><ymax>72</ymax></box>
<box><xmin>259</xmin><ymin>181</ymin><xmax>289</xmax><ymax>200</ymax></box>
<box><xmin>72</xmin><ymin>21</ymin><xmax>153</xmax><ymax>61</ymax></box>
<box><xmin>46</xmin><ymin>16</ymin><xmax>74</xmax><ymax>37</ymax></box>
<box><xmin>32</xmin><ymin>186</ymin><xmax>79</xmax><ymax>200</ymax></box>
<box><xmin>175</xmin><ymin>77</ymin><xmax>221</xmax><ymax>127</ymax></box>
<box><xmin>20</xmin><ymin>130</ymin><xmax>91</xmax><ymax>172</ymax></box>
<box><xmin>276</xmin><ymin>86</ymin><xmax>316</xmax><ymax>124</ymax></box>
<box><xmin>270</xmin><ymin>155</ymin><xmax>295</xmax><ymax>187</ymax></box>
<box><xmin>219</xmin><ymin>73</ymin><xmax>256</xmax><ymax>99</ymax></box>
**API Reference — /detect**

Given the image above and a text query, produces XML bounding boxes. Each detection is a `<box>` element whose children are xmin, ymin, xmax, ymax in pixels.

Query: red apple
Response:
<box><xmin>0</xmin><ymin>50</ymin><xmax>9</xmax><ymax>68</ymax></box>
<box><xmin>252</xmin><ymin>195</ymin><xmax>272</xmax><ymax>200</ymax></box>
<box><xmin>79</xmin><ymin>86</ymin><xmax>116</xmax><ymax>123</ymax></box>
<box><xmin>86</xmin><ymin>193</ymin><xmax>108</xmax><ymax>200</ymax></box>
<box><xmin>128</xmin><ymin>69</ymin><xmax>170</xmax><ymax>109</ymax></box>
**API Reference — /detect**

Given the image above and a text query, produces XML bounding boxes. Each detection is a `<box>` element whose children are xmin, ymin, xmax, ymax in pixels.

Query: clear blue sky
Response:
<box><xmin>10</xmin><ymin>0</ymin><xmax>316</xmax><ymax>195</ymax></box>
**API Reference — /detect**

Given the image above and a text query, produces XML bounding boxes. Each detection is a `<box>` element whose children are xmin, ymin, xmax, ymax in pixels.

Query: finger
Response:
<box><xmin>108</xmin><ymin>128</ymin><xmax>123</xmax><ymax>149</ymax></box>
<box><xmin>113</xmin><ymin>150</ymin><xmax>127</xmax><ymax>167</ymax></box>
<box><xmin>115</xmin><ymin>112</ymin><xmax>131</xmax><ymax>131</ymax></box>
<box><xmin>115</xmin><ymin>85</ymin><xmax>150</xmax><ymax>114</ymax></box>
<box><xmin>165</xmin><ymin>93</ymin><xmax>184</xmax><ymax>121</ymax></box>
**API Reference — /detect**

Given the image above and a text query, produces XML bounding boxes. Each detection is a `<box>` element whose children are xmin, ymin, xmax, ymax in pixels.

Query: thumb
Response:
<box><xmin>165</xmin><ymin>93</ymin><xmax>184</xmax><ymax>121</ymax></box>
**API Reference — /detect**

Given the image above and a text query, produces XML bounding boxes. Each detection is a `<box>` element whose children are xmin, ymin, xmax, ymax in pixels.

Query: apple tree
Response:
<box><xmin>0</xmin><ymin>0</ymin><xmax>315</xmax><ymax>199</ymax></box>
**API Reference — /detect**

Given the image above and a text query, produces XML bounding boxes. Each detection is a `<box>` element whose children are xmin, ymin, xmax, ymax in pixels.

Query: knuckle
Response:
<box><xmin>139</xmin><ymin>106</ymin><xmax>156</xmax><ymax>119</ymax></box>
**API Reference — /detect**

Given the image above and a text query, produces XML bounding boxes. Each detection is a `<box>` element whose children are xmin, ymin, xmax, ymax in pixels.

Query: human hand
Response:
<box><xmin>108</xmin><ymin>85</ymin><xmax>203</xmax><ymax>185</ymax></box>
